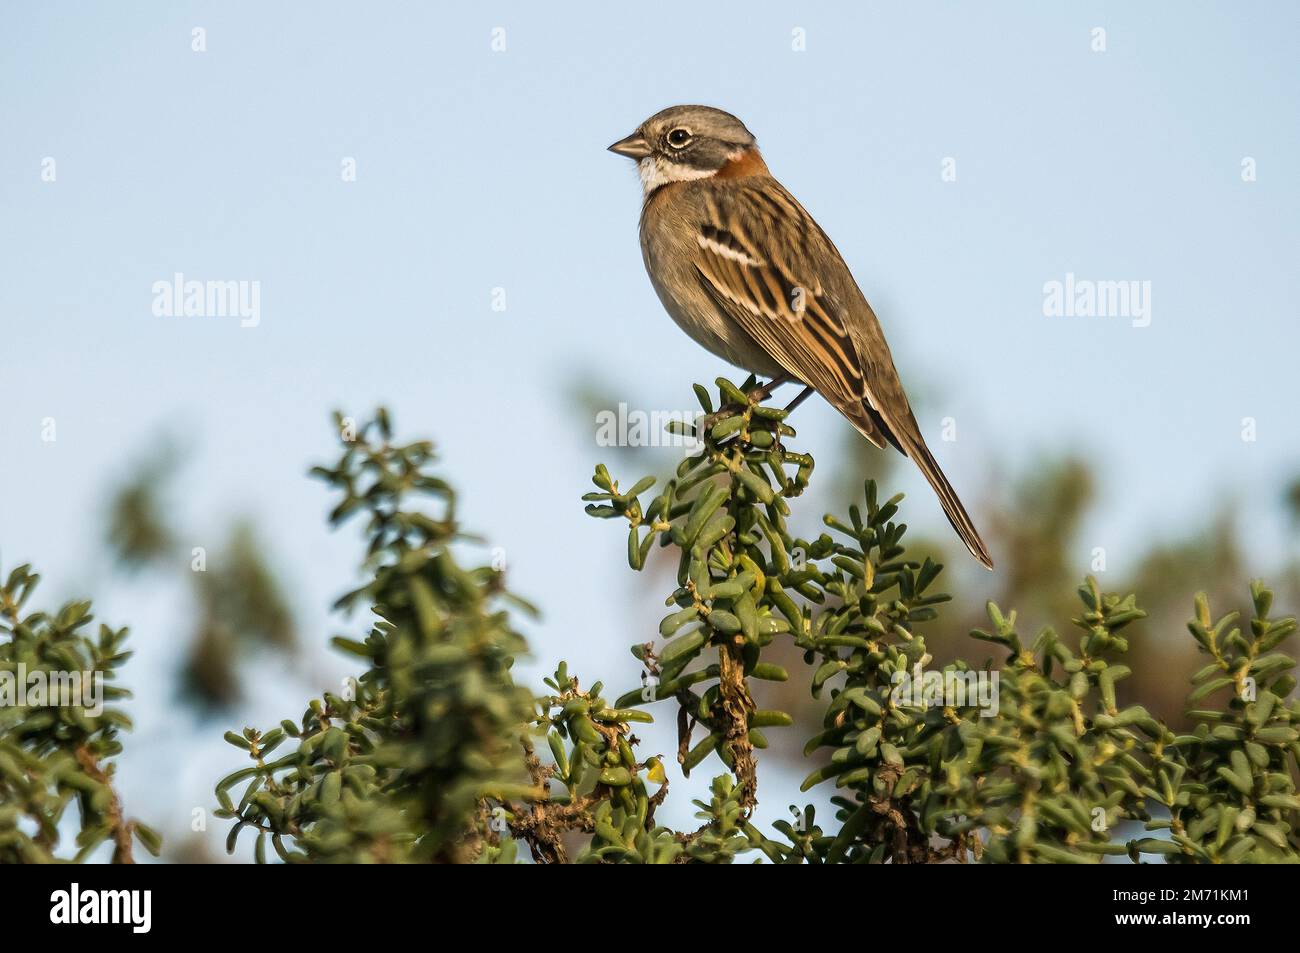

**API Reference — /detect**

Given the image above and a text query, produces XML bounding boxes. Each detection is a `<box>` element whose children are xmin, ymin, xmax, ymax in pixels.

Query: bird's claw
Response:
<box><xmin>696</xmin><ymin>404</ymin><xmax>747</xmax><ymax>434</ymax></box>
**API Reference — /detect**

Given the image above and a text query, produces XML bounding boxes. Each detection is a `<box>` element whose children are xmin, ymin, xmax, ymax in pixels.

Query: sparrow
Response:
<box><xmin>609</xmin><ymin>105</ymin><xmax>993</xmax><ymax>570</ymax></box>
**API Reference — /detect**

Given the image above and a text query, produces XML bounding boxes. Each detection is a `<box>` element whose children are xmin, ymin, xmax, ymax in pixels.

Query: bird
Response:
<box><xmin>608</xmin><ymin>105</ymin><xmax>993</xmax><ymax>570</ymax></box>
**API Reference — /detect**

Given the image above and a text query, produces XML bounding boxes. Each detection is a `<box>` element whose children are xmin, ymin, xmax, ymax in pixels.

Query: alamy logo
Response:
<box><xmin>890</xmin><ymin>664</ymin><xmax>999</xmax><ymax>718</ymax></box>
<box><xmin>1042</xmin><ymin>272</ymin><xmax>1151</xmax><ymax>327</ymax></box>
<box><xmin>595</xmin><ymin>404</ymin><xmax>706</xmax><ymax>451</ymax></box>
<box><xmin>0</xmin><ymin>664</ymin><xmax>103</xmax><ymax>716</ymax></box>
<box><xmin>151</xmin><ymin>272</ymin><xmax>261</xmax><ymax>327</ymax></box>
<box><xmin>49</xmin><ymin>883</ymin><xmax>151</xmax><ymax>933</ymax></box>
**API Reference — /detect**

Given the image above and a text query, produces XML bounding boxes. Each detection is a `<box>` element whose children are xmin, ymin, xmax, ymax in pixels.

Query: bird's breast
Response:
<box><xmin>638</xmin><ymin>190</ymin><xmax>784</xmax><ymax>377</ymax></box>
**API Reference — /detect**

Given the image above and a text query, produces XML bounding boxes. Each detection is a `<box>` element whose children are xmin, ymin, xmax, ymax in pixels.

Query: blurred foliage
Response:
<box><xmin>1286</xmin><ymin>478</ymin><xmax>1300</xmax><ymax>527</ymax></box>
<box><xmin>180</xmin><ymin>621</ymin><xmax>241</xmax><ymax>711</ymax></box>
<box><xmin>0</xmin><ymin>564</ymin><xmax>159</xmax><ymax>862</ymax></box>
<box><xmin>105</xmin><ymin>444</ymin><xmax>180</xmax><ymax>570</ymax></box>
<box><xmin>988</xmin><ymin>456</ymin><xmax>1095</xmax><ymax>628</ymax></box>
<box><xmin>197</xmin><ymin>522</ymin><xmax>295</xmax><ymax>653</ymax></box>
<box><xmin>105</xmin><ymin>444</ymin><xmax>296</xmax><ymax>710</ymax></box>
<box><xmin>180</xmin><ymin>522</ymin><xmax>297</xmax><ymax>709</ymax></box>
<box><xmin>205</xmin><ymin>383</ymin><xmax>1297</xmax><ymax>863</ymax></box>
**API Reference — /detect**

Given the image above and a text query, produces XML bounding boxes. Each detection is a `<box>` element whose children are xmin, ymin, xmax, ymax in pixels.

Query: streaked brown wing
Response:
<box><xmin>689</xmin><ymin>181</ymin><xmax>888</xmax><ymax>448</ymax></box>
<box><xmin>687</xmin><ymin>177</ymin><xmax>994</xmax><ymax>568</ymax></box>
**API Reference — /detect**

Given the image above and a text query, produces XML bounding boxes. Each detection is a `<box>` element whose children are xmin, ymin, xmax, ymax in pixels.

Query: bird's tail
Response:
<box><xmin>840</xmin><ymin>402</ymin><xmax>993</xmax><ymax>570</ymax></box>
<box><xmin>902</xmin><ymin>435</ymin><xmax>994</xmax><ymax>570</ymax></box>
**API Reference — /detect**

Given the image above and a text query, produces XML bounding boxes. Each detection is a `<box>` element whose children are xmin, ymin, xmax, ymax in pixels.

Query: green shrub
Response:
<box><xmin>0</xmin><ymin>566</ymin><xmax>159</xmax><ymax>862</ymax></box>
<box><xmin>3</xmin><ymin>379</ymin><xmax>1295</xmax><ymax>863</ymax></box>
<box><xmin>209</xmin><ymin>380</ymin><xmax>1298</xmax><ymax>863</ymax></box>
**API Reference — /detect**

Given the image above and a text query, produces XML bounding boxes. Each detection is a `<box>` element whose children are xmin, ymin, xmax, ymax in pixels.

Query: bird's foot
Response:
<box><xmin>695</xmin><ymin>375</ymin><xmax>802</xmax><ymax>440</ymax></box>
<box><xmin>783</xmin><ymin>385</ymin><xmax>814</xmax><ymax>414</ymax></box>
<box><xmin>695</xmin><ymin>404</ymin><xmax>747</xmax><ymax>435</ymax></box>
<box><xmin>745</xmin><ymin>372</ymin><xmax>795</xmax><ymax>405</ymax></box>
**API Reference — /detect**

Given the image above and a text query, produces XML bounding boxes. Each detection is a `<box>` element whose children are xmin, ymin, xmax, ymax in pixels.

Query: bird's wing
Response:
<box><xmin>689</xmin><ymin>178</ymin><xmax>994</xmax><ymax>569</ymax></box>
<box><xmin>688</xmin><ymin>180</ymin><xmax>889</xmax><ymax>448</ymax></box>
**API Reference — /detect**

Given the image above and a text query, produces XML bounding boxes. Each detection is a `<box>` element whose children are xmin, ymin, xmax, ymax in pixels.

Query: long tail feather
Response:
<box><xmin>840</xmin><ymin>403</ymin><xmax>993</xmax><ymax>570</ymax></box>
<box><xmin>903</xmin><ymin>437</ymin><xmax>994</xmax><ymax>570</ymax></box>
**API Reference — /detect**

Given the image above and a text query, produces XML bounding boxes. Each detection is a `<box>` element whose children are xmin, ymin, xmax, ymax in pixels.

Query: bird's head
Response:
<box><xmin>608</xmin><ymin>105</ymin><xmax>764</xmax><ymax>195</ymax></box>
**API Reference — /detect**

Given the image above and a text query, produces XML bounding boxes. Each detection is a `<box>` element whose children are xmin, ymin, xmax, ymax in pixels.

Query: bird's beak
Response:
<box><xmin>607</xmin><ymin>133</ymin><xmax>652</xmax><ymax>160</ymax></box>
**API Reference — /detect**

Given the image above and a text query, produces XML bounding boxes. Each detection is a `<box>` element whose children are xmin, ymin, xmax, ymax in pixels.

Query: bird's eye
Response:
<box><xmin>667</xmin><ymin>127</ymin><xmax>692</xmax><ymax>148</ymax></box>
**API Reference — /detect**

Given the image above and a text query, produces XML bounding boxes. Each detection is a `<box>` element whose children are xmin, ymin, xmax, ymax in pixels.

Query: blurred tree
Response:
<box><xmin>194</xmin><ymin>521</ymin><xmax>295</xmax><ymax>653</ymax></box>
<box><xmin>989</xmin><ymin>456</ymin><xmax>1095</xmax><ymax>630</ymax></box>
<box><xmin>105</xmin><ymin>443</ymin><xmax>180</xmax><ymax>571</ymax></box>
<box><xmin>180</xmin><ymin>621</ymin><xmax>240</xmax><ymax>711</ymax></box>
<box><xmin>178</xmin><ymin>522</ymin><xmax>297</xmax><ymax>709</ymax></box>
<box><xmin>104</xmin><ymin>443</ymin><xmax>297</xmax><ymax>711</ymax></box>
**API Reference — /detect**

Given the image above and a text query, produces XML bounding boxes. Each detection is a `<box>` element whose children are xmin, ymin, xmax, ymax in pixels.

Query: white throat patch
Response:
<box><xmin>638</xmin><ymin>156</ymin><xmax>715</xmax><ymax>195</ymax></box>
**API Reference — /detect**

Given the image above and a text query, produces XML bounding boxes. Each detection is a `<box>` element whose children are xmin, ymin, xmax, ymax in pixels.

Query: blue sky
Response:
<box><xmin>2</xmin><ymin>2</ymin><xmax>1298</xmax><ymax>854</ymax></box>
